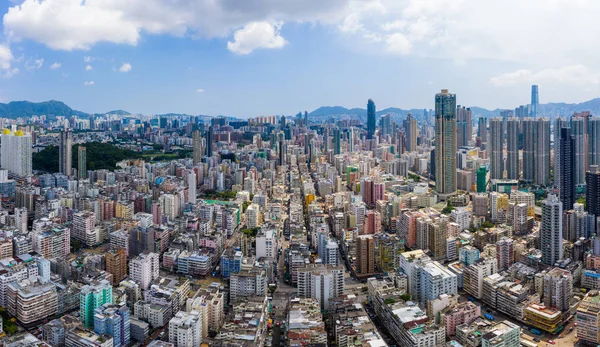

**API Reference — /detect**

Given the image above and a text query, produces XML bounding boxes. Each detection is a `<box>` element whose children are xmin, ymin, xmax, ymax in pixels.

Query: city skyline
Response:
<box><xmin>1</xmin><ymin>1</ymin><xmax>600</xmax><ymax>117</ymax></box>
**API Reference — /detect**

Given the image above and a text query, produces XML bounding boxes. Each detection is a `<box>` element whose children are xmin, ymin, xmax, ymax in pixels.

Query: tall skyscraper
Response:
<box><xmin>206</xmin><ymin>126</ymin><xmax>214</xmax><ymax>158</ymax></box>
<box><xmin>59</xmin><ymin>129</ymin><xmax>72</xmax><ymax>176</ymax></box>
<box><xmin>367</xmin><ymin>99</ymin><xmax>376</xmax><ymax>140</ymax></box>
<box><xmin>78</xmin><ymin>146</ymin><xmax>87</xmax><ymax>179</ymax></box>
<box><xmin>187</xmin><ymin>170</ymin><xmax>197</xmax><ymax>204</ymax></box>
<box><xmin>1</xmin><ymin>129</ymin><xmax>32</xmax><ymax>177</ymax></box>
<box><xmin>356</xmin><ymin>234</ymin><xmax>375</xmax><ymax>275</ymax></box>
<box><xmin>572</xmin><ymin>116</ymin><xmax>586</xmax><ymax>186</ymax></box>
<box><xmin>540</xmin><ymin>195</ymin><xmax>563</xmax><ymax>266</ymax></box>
<box><xmin>589</xmin><ymin>117</ymin><xmax>600</xmax><ymax>167</ymax></box>
<box><xmin>530</xmin><ymin>85</ymin><xmax>539</xmax><ymax>118</ymax></box>
<box><xmin>333</xmin><ymin>128</ymin><xmax>341</xmax><ymax>155</ymax></box>
<box><xmin>434</xmin><ymin>89</ymin><xmax>457</xmax><ymax>200</ymax></box>
<box><xmin>535</xmin><ymin>118</ymin><xmax>551</xmax><ymax>186</ymax></box>
<box><xmin>478</xmin><ymin>117</ymin><xmax>487</xmax><ymax>139</ymax></box>
<box><xmin>587</xmin><ymin>165</ymin><xmax>600</xmax><ymax>217</ymax></box>
<box><xmin>521</xmin><ymin>118</ymin><xmax>536</xmax><ymax>183</ymax></box>
<box><xmin>457</xmin><ymin>105</ymin><xmax>472</xmax><ymax>147</ymax></box>
<box><xmin>380</xmin><ymin>114</ymin><xmax>392</xmax><ymax>137</ymax></box>
<box><xmin>192</xmin><ymin>130</ymin><xmax>202</xmax><ymax>165</ymax></box>
<box><xmin>489</xmin><ymin>118</ymin><xmax>504</xmax><ymax>180</ymax></box>
<box><xmin>554</xmin><ymin>117</ymin><xmax>568</xmax><ymax>188</ymax></box>
<box><xmin>404</xmin><ymin>114</ymin><xmax>418</xmax><ymax>152</ymax></box>
<box><xmin>506</xmin><ymin>118</ymin><xmax>519</xmax><ymax>180</ymax></box>
<box><xmin>558</xmin><ymin>126</ymin><xmax>575</xmax><ymax>210</ymax></box>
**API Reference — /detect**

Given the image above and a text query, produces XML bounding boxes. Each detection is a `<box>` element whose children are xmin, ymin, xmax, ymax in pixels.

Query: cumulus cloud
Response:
<box><xmin>119</xmin><ymin>62</ymin><xmax>132</xmax><ymax>72</ymax></box>
<box><xmin>227</xmin><ymin>21</ymin><xmax>286</xmax><ymax>55</ymax></box>
<box><xmin>84</xmin><ymin>56</ymin><xmax>93</xmax><ymax>62</ymax></box>
<box><xmin>490</xmin><ymin>65</ymin><xmax>600</xmax><ymax>87</ymax></box>
<box><xmin>50</xmin><ymin>62</ymin><xmax>61</xmax><ymax>70</ymax></box>
<box><xmin>25</xmin><ymin>57</ymin><xmax>44</xmax><ymax>70</ymax></box>
<box><xmin>85</xmin><ymin>64</ymin><xmax>93</xmax><ymax>71</ymax></box>
<box><xmin>196</xmin><ymin>88</ymin><xmax>204</xmax><ymax>93</ymax></box>
<box><xmin>84</xmin><ymin>80</ymin><xmax>94</xmax><ymax>86</ymax></box>
<box><xmin>0</xmin><ymin>44</ymin><xmax>13</xmax><ymax>71</ymax></box>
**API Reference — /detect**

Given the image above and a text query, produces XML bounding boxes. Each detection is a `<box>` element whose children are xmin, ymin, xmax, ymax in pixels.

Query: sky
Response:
<box><xmin>1</xmin><ymin>0</ymin><xmax>600</xmax><ymax>118</ymax></box>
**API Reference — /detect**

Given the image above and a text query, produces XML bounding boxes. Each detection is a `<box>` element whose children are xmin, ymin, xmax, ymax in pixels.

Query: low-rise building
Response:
<box><xmin>287</xmin><ymin>298</ymin><xmax>327</xmax><ymax>346</ymax></box>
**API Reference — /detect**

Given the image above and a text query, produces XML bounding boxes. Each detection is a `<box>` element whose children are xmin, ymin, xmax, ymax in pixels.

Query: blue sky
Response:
<box><xmin>1</xmin><ymin>0</ymin><xmax>600</xmax><ymax>118</ymax></box>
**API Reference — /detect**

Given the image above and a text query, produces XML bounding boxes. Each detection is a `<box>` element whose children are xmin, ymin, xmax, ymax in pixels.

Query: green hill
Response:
<box><xmin>33</xmin><ymin>142</ymin><xmax>140</xmax><ymax>173</ymax></box>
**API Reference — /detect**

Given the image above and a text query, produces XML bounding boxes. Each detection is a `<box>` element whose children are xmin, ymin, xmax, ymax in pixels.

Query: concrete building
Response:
<box><xmin>541</xmin><ymin>195</ymin><xmax>563</xmax><ymax>266</ymax></box>
<box><xmin>130</xmin><ymin>252</ymin><xmax>159</xmax><ymax>290</ymax></box>
<box><xmin>169</xmin><ymin>310</ymin><xmax>202</xmax><ymax>347</ymax></box>
<box><xmin>80</xmin><ymin>280</ymin><xmax>113</xmax><ymax>329</ymax></box>
<box><xmin>489</xmin><ymin>118</ymin><xmax>504</xmax><ymax>180</ymax></box>
<box><xmin>1</xmin><ymin>129</ymin><xmax>32</xmax><ymax>176</ymax></box>
<box><xmin>443</xmin><ymin>301</ymin><xmax>480</xmax><ymax>336</ymax></box>
<box><xmin>72</xmin><ymin>211</ymin><xmax>99</xmax><ymax>247</ymax></box>
<box><xmin>463</xmin><ymin>258</ymin><xmax>498</xmax><ymax>299</ymax></box>
<box><xmin>256</xmin><ymin>225</ymin><xmax>278</xmax><ymax>259</ymax></box>
<box><xmin>434</xmin><ymin>89</ymin><xmax>458</xmax><ymax>200</ymax></box>
<box><xmin>577</xmin><ymin>290</ymin><xmax>600</xmax><ymax>345</ymax></box>
<box><xmin>65</xmin><ymin>327</ymin><xmax>113</xmax><ymax>347</ymax></box>
<box><xmin>93</xmin><ymin>304</ymin><xmax>130</xmax><ymax>347</ymax></box>
<box><xmin>7</xmin><ymin>279</ymin><xmax>58</xmax><ymax>325</ymax></box>
<box><xmin>481</xmin><ymin>321</ymin><xmax>520</xmax><ymax>347</ymax></box>
<box><xmin>356</xmin><ymin>234</ymin><xmax>375</xmax><ymax>276</ymax></box>
<box><xmin>543</xmin><ymin>268</ymin><xmax>572</xmax><ymax>311</ymax></box>
<box><xmin>297</xmin><ymin>264</ymin><xmax>344</xmax><ymax>310</ymax></box>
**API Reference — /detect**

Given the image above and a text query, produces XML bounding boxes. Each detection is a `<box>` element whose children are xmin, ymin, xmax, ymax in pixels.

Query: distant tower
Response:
<box><xmin>505</xmin><ymin>118</ymin><xmax>519</xmax><ymax>180</ymax></box>
<box><xmin>434</xmin><ymin>89</ymin><xmax>457</xmax><ymax>200</ymax></box>
<box><xmin>187</xmin><ymin>170</ymin><xmax>196</xmax><ymax>204</ymax></box>
<box><xmin>558</xmin><ymin>126</ymin><xmax>575</xmax><ymax>210</ymax></box>
<box><xmin>304</xmin><ymin>111</ymin><xmax>308</xmax><ymax>128</ymax></box>
<box><xmin>404</xmin><ymin>114</ymin><xmax>418</xmax><ymax>152</ymax></box>
<box><xmin>489</xmin><ymin>118</ymin><xmax>504</xmax><ymax>180</ymax></box>
<box><xmin>78</xmin><ymin>146</ymin><xmax>87</xmax><ymax>179</ymax></box>
<box><xmin>206</xmin><ymin>126</ymin><xmax>214</xmax><ymax>158</ymax></box>
<box><xmin>333</xmin><ymin>128</ymin><xmax>341</xmax><ymax>155</ymax></box>
<box><xmin>571</xmin><ymin>116</ymin><xmax>586</xmax><ymax>186</ymax></box>
<box><xmin>540</xmin><ymin>195</ymin><xmax>563</xmax><ymax>265</ymax></box>
<box><xmin>192</xmin><ymin>130</ymin><xmax>202</xmax><ymax>165</ymax></box>
<box><xmin>587</xmin><ymin>165</ymin><xmax>600</xmax><ymax>217</ymax></box>
<box><xmin>521</xmin><ymin>118</ymin><xmax>535</xmax><ymax>183</ymax></box>
<box><xmin>367</xmin><ymin>99</ymin><xmax>376</xmax><ymax>140</ymax></box>
<box><xmin>589</xmin><ymin>117</ymin><xmax>600</xmax><ymax>167</ymax></box>
<box><xmin>456</xmin><ymin>106</ymin><xmax>472</xmax><ymax>147</ymax></box>
<box><xmin>535</xmin><ymin>118</ymin><xmax>551</xmax><ymax>186</ymax></box>
<box><xmin>530</xmin><ymin>85</ymin><xmax>539</xmax><ymax>118</ymax></box>
<box><xmin>59</xmin><ymin>129</ymin><xmax>73</xmax><ymax>176</ymax></box>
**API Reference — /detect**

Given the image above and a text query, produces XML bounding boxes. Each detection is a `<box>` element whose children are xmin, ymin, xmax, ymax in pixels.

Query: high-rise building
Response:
<box><xmin>543</xmin><ymin>268</ymin><xmax>572</xmax><ymax>311</ymax></box>
<box><xmin>404</xmin><ymin>114</ymin><xmax>418</xmax><ymax>152</ymax></box>
<box><xmin>540</xmin><ymin>195</ymin><xmax>563</xmax><ymax>266</ymax></box>
<box><xmin>129</xmin><ymin>252</ymin><xmax>159</xmax><ymax>290</ymax></box>
<box><xmin>496</xmin><ymin>237</ymin><xmax>514</xmax><ymax>270</ymax></box>
<box><xmin>59</xmin><ymin>129</ymin><xmax>73</xmax><ymax>176</ymax></box>
<box><xmin>489</xmin><ymin>118</ymin><xmax>504</xmax><ymax>180</ymax></box>
<box><xmin>478</xmin><ymin>117</ymin><xmax>487</xmax><ymax>141</ymax></box>
<box><xmin>457</xmin><ymin>105</ymin><xmax>472</xmax><ymax>147</ymax></box>
<box><xmin>78</xmin><ymin>146</ymin><xmax>87</xmax><ymax>179</ymax></box>
<box><xmin>587</xmin><ymin>165</ymin><xmax>600</xmax><ymax>217</ymax></box>
<box><xmin>572</xmin><ymin>116</ymin><xmax>586</xmax><ymax>186</ymax></box>
<box><xmin>1</xmin><ymin>129</ymin><xmax>32</xmax><ymax>176</ymax></box>
<box><xmin>577</xmin><ymin>290</ymin><xmax>600</xmax><ymax>346</ymax></box>
<box><xmin>536</xmin><ymin>118</ymin><xmax>551</xmax><ymax>186</ymax></box>
<box><xmin>356</xmin><ymin>234</ymin><xmax>375</xmax><ymax>275</ymax></box>
<box><xmin>521</xmin><ymin>118</ymin><xmax>535</xmax><ymax>183</ymax></box>
<box><xmin>192</xmin><ymin>130</ymin><xmax>202</xmax><ymax>165</ymax></box>
<box><xmin>94</xmin><ymin>304</ymin><xmax>131</xmax><ymax>347</ymax></box>
<box><xmin>589</xmin><ymin>117</ymin><xmax>600</xmax><ymax>167</ymax></box>
<box><xmin>80</xmin><ymin>280</ymin><xmax>113</xmax><ymax>328</ymax></box>
<box><xmin>505</xmin><ymin>118</ymin><xmax>519</xmax><ymax>180</ymax></box>
<box><xmin>73</xmin><ymin>211</ymin><xmax>99</xmax><ymax>247</ymax></box>
<box><xmin>106</xmin><ymin>249</ymin><xmax>128</xmax><ymax>285</ymax></box>
<box><xmin>434</xmin><ymin>89</ymin><xmax>457</xmax><ymax>200</ymax></box>
<box><xmin>380</xmin><ymin>114</ymin><xmax>392</xmax><ymax>137</ymax></box>
<box><xmin>554</xmin><ymin>117</ymin><xmax>568</xmax><ymax>188</ymax></box>
<box><xmin>333</xmin><ymin>128</ymin><xmax>341</xmax><ymax>155</ymax></box>
<box><xmin>206</xmin><ymin>126</ymin><xmax>214</xmax><ymax>158</ymax></box>
<box><xmin>296</xmin><ymin>264</ymin><xmax>344</xmax><ymax>310</ymax></box>
<box><xmin>169</xmin><ymin>311</ymin><xmax>203</xmax><ymax>347</ymax></box>
<box><xmin>187</xmin><ymin>170</ymin><xmax>196</xmax><ymax>205</ymax></box>
<box><xmin>530</xmin><ymin>85</ymin><xmax>539</xmax><ymax>118</ymax></box>
<box><xmin>481</xmin><ymin>321</ymin><xmax>521</xmax><ymax>347</ymax></box>
<box><xmin>558</xmin><ymin>126</ymin><xmax>575</xmax><ymax>210</ymax></box>
<box><xmin>367</xmin><ymin>99</ymin><xmax>376</xmax><ymax>140</ymax></box>
<box><xmin>477</xmin><ymin>166</ymin><xmax>487</xmax><ymax>193</ymax></box>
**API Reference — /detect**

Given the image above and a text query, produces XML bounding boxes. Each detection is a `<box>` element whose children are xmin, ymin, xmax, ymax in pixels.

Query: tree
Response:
<box><xmin>441</xmin><ymin>201</ymin><xmax>455</xmax><ymax>214</ymax></box>
<box><xmin>400</xmin><ymin>293</ymin><xmax>411</xmax><ymax>301</ymax></box>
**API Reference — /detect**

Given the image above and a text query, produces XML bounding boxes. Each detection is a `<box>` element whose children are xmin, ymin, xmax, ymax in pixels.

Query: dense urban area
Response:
<box><xmin>0</xmin><ymin>85</ymin><xmax>598</xmax><ymax>347</ymax></box>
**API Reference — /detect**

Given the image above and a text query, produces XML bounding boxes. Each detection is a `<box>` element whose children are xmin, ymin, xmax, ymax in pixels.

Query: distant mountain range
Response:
<box><xmin>3</xmin><ymin>98</ymin><xmax>600</xmax><ymax>119</ymax></box>
<box><xmin>308</xmin><ymin>98</ymin><xmax>600</xmax><ymax>118</ymax></box>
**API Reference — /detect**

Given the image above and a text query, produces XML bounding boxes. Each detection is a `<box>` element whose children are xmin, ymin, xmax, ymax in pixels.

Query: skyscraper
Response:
<box><xmin>478</xmin><ymin>117</ymin><xmax>487</xmax><ymax>140</ymax></box>
<box><xmin>589</xmin><ymin>117</ymin><xmax>600</xmax><ymax>167</ymax></box>
<box><xmin>404</xmin><ymin>114</ymin><xmax>418</xmax><ymax>152</ymax></box>
<box><xmin>380</xmin><ymin>114</ymin><xmax>392</xmax><ymax>137</ymax></box>
<box><xmin>367</xmin><ymin>99</ymin><xmax>376</xmax><ymax>140</ymax></box>
<box><xmin>530</xmin><ymin>85</ymin><xmax>539</xmax><ymax>118</ymax></box>
<box><xmin>558</xmin><ymin>127</ymin><xmax>575</xmax><ymax>210</ymax></box>
<box><xmin>187</xmin><ymin>170</ymin><xmax>197</xmax><ymax>204</ymax></box>
<box><xmin>587</xmin><ymin>165</ymin><xmax>600</xmax><ymax>217</ymax></box>
<box><xmin>304</xmin><ymin>111</ymin><xmax>308</xmax><ymax>127</ymax></box>
<box><xmin>333</xmin><ymin>128</ymin><xmax>341</xmax><ymax>155</ymax></box>
<box><xmin>78</xmin><ymin>146</ymin><xmax>87</xmax><ymax>179</ymax></box>
<box><xmin>1</xmin><ymin>129</ymin><xmax>32</xmax><ymax>177</ymax></box>
<box><xmin>192</xmin><ymin>130</ymin><xmax>202</xmax><ymax>165</ymax></box>
<box><xmin>554</xmin><ymin>117</ymin><xmax>568</xmax><ymax>188</ymax></box>
<box><xmin>457</xmin><ymin>105</ymin><xmax>473</xmax><ymax>147</ymax></box>
<box><xmin>59</xmin><ymin>129</ymin><xmax>72</xmax><ymax>176</ymax></box>
<box><xmin>477</xmin><ymin>166</ymin><xmax>487</xmax><ymax>192</ymax></box>
<box><xmin>506</xmin><ymin>118</ymin><xmax>519</xmax><ymax>180</ymax></box>
<box><xmin>521</xmin><ymin>118</ymin><xmax>536</xmax><ymax>183</ymax></box>
<box><xmin>540</xmin><ymin>195</ymin><xmax>563</xmax><ymax>266</ymax></box>
<box><xmin>572</xmin><ymin>116</ymin><xmax>586</xmax><ymax>186</ymax></box>
<box><xmin>489</xmin><ymin>118</ymin><xmax>504</xmax><ymax>180</ymax></box>
<box><xmin>535</xmin><ymin>118</ymin><xmax>551</xmax><ymax>186</ymax></box>
<box><xmin>434</xmin><ymin>89</ymin><xmax>457</xmax><ymax>200</ymax></box>
<box><xmin>206</xmin><ymin>126</ymin><xmax>214</xmax><ymax>158</ymax></box>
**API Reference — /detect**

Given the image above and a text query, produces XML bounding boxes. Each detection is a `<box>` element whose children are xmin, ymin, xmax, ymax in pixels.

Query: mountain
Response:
<box><xmin>0</xmin><ymin>100</ymin><xmax>88</xmax><ymax>118</ymax></box>
<box><xmin>104</xmin><ymin>110</ymin><xmax>131</xmax><ymax>116</ymax></box>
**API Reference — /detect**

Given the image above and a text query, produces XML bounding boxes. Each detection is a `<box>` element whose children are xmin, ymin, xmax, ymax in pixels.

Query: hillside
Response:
<box><xmin>33</xmin><ymin>142</ymin><xmax>140</xmax><ymax>173</ymax></box>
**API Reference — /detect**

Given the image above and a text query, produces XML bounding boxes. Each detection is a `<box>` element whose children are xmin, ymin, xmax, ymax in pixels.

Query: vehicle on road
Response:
<box><xmin>533</xmin><ymin>338</ymin><xmax>540</xmax><ymax>342</ymax></box>
<box><xmin>484</xmin><ymin>313</ymin><xmax>495</xmax><ymax>321</ymax></box>
<box><xmin>548</xmin><ymin>340</ymin><xmax>555</xmax><ymax>344</ymax></box>
<box><xmin>530</xmin><ymin>328</ymin><xmax>542</xmax><ymax>335</ymax></box>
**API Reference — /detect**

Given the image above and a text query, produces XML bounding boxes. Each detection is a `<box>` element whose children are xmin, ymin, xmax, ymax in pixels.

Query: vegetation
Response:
<box><xmin>578</xmin><ymin>196</ymin><xmax>587</xmax><ymax>209</ymax></box>
<box><xmin>242</xmin><ymin>228</ymin><xmax>259</xmax><ymax>237</ymax></box>
<box><xmin>0</xmin><ymin>307</ymin><xmax>18</xmax><ymax>335</ymax></box>
<box><xmin>142</xmin><ymin>150</ymin><xmax>191</xmax><ymax>162</ymax></box>
<box><xmin>408</xmin><ymin>173</ymin><xmax>421</xmax><ymax>182</ymax></box>
<box><xmin>71</xmin><ymin>239</ymin><xmax>83</xmax><ymax>252</ymax></box>
<box><xmin>384</xmin><ymin>298</ymin><xmax>396</xmax><ymax>305</ymax></box>
<box><xmin>201</xmin><ymin>190</ymin><xmax>237</xmax><ymax>200</ymax></box>
<box><xmin>480</xmin><ymin>221</ymin><xmax>495</xmax><ymax>229</ymax></box>
<box><xmin>33</xmin><ymin>142</ymin><xmax>140</xmax><ymax>173</ymax></box>
<box><xmin>242</xmin><ymin>201</ymin><xmax>251</xmax><ymax>212</ymax></box>
<box><xmin>400</xmin><ymin>293</ymin><xmax>411</xmax><ymax>301</ymax></box>
<box><xmin>441</xmin><ymin>201</ymin><xmax>455</xmax><ymax>214</ymax></box>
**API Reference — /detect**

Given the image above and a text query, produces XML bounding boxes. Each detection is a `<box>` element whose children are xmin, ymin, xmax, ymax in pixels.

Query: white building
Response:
<box><xmin>418</xmin><ymin>260</ymin><xmax>458</xmax><ymax>304</ymax></box>
<box><xmin>297</xmin><ymin>264</ymin><xmax>344</xmax><ymax>310</ymax></box>
<box><xmin>187</xmin><ymin>170</ymin><xmax>196</xmax><ymax>205</ymax></box>
<box><xmin>229</xmin><ymin>268</ymin><xmax>267</xmax><ymax>303</ymax></box>
<box><xmin>72</xmin><ymin>211</ymin><xmax>99</xmax><ymax>247</ymax></box>
<box><xmin>1</xmin><ymin>129</ymin><xmax>32</xmax><ymax>177</ymax></box>
<box><xmin>245</xmin><ymin>203</ymin><xmax>262</xmax><ymax>229</ymax></box>
<box><xmin>256</xmin><ymin>225</ymin><xmax>278</xmax><ymax>259</ymax></box>
<box><xmin>451</xmin><ymin>208</ymin><xmax>471</xmax><ymax>232</ymax></box>
<box><xmin>169</xmin><ymin>310</ymin><xmax>202</xmax><ymax>347</ymax></box>
<box><xmin>481</xmin><ymin>321</ymin><xmax>520</xmax><ymax>347</ymax></box>
<box><xmin>130</xmin><ymin>252</ymin><xmax>160</xmax><ymax>290</ymax></box>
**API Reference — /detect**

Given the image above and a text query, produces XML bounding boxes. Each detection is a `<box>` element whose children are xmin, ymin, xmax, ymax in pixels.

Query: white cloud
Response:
<box><xmin>50</xmin><ymin>62</ymin><xmax>61</xmax><ymax>70</ymax></box>
<box><xmin>84</xmin><ymin>56</ymin><xmax>93</xmax><ymax>62</ymax></box>
<box><xmin>25</xmin><ymin>57</ymin><xmax>43</xmax><ymax>70</ymax></box>
<box><xmin>490</xmin><ymin>65</ymin><xmax>600</xmax><ymax>87</ymax></box>
<box><xmin>227</xmin><ymin>21</ymin><xmax>286</xmax><ymax>55</ymax></box>
<box><xmin>84</xmin><ymin>80</ymin><xmax>94</xmax><ymax>86</ymax></box>
<box><xmin>386</xmin><ymin>33</ymin><xmax>411</xmax><ymax>55</ymax></box>
<box><xmin>0</xmin><ymin>44</ymin><xmax>12</xmax><ymax>70</ymax></box>
<box><xmin>196</xmin><ymin>88</ymin><xmax>205</xmax><ymax>93</ymax></box>
<box><xmin>119</xmin><ymin>62</ymin><xmax>132</xmax><ymax>72</ymax></box>
<box><xmin>85</xmin><ymin>65</ymin><xmax>93</xmax><ymax>71</ymax></box>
